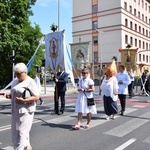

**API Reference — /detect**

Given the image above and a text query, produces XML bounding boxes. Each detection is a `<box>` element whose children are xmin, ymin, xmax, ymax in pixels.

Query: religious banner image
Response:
<box><xmin>45</xmin><ymin>31</ymin><xmax>64</xmax><ymax>73</ymax></box>
<box><xmin>70</xmin><ymin>42</ymin><xmax>90</xmax><ymax>70</ymax></box>
<box><xmin>120</xmin><ymin>49</ymin><xmax>137</xmax><ymax>71</ymax></box>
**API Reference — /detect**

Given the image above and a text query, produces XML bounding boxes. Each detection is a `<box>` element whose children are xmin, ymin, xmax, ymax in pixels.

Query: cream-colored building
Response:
<box><xmin>72</xmin><ymin>0</ymin><xmax>150</xmax><ymax>78</ymax></box>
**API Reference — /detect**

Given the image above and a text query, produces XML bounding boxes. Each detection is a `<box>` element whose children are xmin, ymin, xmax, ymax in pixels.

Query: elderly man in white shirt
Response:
<box><xmin>116</xmin><ymin>65</ymin><xmax>131</xmax><ymax>115</ymax></box>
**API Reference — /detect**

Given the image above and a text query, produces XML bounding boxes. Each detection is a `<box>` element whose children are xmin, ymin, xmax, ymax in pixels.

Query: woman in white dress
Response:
<box><xmin>101</xmin><ymin>67</ymin><xmax>119</xmax><ymax>120</ymax></box>
<box><xmin>6</xmin><ymin>63</ymin><xmax>39</xmax><ymax>150</ymax></box>
<box><xmin>72</xmin><ymin>68</ymin><xmax>97</xmax><ymax>130</ymax></box>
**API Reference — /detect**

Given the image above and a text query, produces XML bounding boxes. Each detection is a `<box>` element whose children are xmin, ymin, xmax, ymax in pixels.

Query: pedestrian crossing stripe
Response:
<box><xmin>104</xmin><ymin>111</ymin><xmax>150</xmax><ymax>137</ymax></box>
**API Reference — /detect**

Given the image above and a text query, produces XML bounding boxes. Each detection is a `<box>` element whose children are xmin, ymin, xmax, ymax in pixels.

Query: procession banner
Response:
<box><xmin>45</xmin><ymin>31</ymin><xmax>64</xmax><ymax>73</ymax></box>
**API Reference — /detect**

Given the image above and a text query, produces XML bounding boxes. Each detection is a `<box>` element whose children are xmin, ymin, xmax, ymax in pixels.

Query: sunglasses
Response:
<box><xmin>15</xmin><ymin>72</ymin><xmax>23</xmax><ymax>76</ymax></box>
<box><xmin>82</xmin><ymin>72</ymin><xmax>88</xmax><ymax>75</ymax></box>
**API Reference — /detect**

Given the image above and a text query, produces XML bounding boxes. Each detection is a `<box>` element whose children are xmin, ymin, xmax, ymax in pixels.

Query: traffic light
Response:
<box><xmin>10</xmin><ymin>55</ymin><xmax>15</xmax><ymax>63</ymax></box>
<box><xmin>42</xmin><ymin>59</ymin><xmax>45</xmax><ymax>67</ymax></box>
<box><xmin>35</xmin><ymin>66</ymin><xmax>41</xmax><ymax>73</ymax></box>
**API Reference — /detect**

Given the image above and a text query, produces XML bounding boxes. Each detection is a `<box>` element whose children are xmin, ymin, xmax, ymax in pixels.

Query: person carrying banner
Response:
<box><xmin>53</xmin><ymin>68</ymin><xmax>68</xmax><ymax>115</ymax></box>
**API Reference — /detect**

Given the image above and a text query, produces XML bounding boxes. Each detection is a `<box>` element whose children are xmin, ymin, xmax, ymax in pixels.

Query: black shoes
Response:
<box><xmin>40</xmin><ymin>101</ymin><xmax>44</xmax><ymax>105</ymax></box>
<box><xmin>51</xmin><ymin>110</ymin><xmax>64</xmax><ymax>115</ymax></box>
<box><xmin>119</xmin><ymin>110</ymin><xmax>125</xmax><ymax>116</ymax></box>
<box><xmin>58</xmin><ymin>110</ymin><xmax>64</xmax><ymax>115</ymax></box>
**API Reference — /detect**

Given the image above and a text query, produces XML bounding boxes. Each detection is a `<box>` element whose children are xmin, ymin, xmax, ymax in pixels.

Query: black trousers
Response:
<box><xmin>54</xmin><ymin>91</ymin><xmax>66</xmax><ymax>113</ymax></box>
<box><xmin>118</xmin><ymin>94</ymin><xmax>126</xmax><ymax>111</ymax></box>
<box><xmin>128</xmin><ymin>81</ymin><xmax>134</xmax><ymax>97</ymax></box>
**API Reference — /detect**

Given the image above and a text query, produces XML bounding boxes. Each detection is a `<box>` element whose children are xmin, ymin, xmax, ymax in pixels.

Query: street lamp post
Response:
<box><xmin>95</xmin><ymin>29</ymin><xmax>104</xmax><ymax>70</ymax></box>
<box><xmin>95</xmin><ymin>29</ymin><xmax>104</xmax><ymax>90</ymax></box>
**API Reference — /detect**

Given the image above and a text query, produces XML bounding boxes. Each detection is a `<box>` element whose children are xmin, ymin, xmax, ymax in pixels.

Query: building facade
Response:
<box><xmin>72</xmin><ymin>0</ymin><xmax>150</xmax><ymax>78</ymax></box>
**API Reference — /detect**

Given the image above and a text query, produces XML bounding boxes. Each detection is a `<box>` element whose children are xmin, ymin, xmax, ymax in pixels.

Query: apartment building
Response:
<box><xmin>72</xmin><ymin>0</ymin><xmax>150</xmax><ymax>77</ymax></box>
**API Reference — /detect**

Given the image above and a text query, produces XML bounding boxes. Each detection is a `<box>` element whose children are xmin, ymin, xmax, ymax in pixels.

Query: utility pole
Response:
<box><xmin>10</xmin><ymin>50</ymin><xmax>15</xmax><ymax>80</ymax></box>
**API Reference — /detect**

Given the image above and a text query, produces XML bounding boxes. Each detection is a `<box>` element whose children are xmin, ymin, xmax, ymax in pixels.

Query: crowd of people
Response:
<box><xmin>2</xmin><ymin>62</ymin><xmax>150</xmax><ymax>149</ymax></box>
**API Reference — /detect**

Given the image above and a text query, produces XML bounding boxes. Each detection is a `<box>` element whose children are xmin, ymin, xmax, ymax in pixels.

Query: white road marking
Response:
<box><xmin>114</xmin><ymin>138</ymin><xmax>136</xmax><ymax>150</ymax></box>
<box><xmin>104</xmin><ymin>111</ymin><xmax>150</xmax><ymax>137</ymax></box>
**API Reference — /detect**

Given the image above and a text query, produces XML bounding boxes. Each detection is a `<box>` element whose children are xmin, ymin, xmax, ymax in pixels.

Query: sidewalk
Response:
<box><xmin>0</xmin><ymin>85</ymin><xmax>146</xmax><ymax>102</ymax></box>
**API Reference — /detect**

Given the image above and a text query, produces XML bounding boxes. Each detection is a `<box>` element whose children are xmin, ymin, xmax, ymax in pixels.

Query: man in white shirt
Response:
<box><xmin>116</xmin><ymin>65</ymin><xmax>131</xmax><ymax>115</ymax></box>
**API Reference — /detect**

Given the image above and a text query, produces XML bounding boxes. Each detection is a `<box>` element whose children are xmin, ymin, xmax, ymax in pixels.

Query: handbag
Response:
<box><xmin>21</xmin><ymin>87</ymin><xmax>33</xmax><ymax>99</ymax></box>
<box><xmin>83</xmin><ymin>91</ymin><xmax>95</xmax><ymax>106</ymax></box>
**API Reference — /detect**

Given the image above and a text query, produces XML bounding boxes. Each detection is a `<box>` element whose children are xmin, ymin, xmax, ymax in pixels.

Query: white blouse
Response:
<box><xmin>101</xmin><ymin>76</ymin><xmax>119</xmax><ymax>101</ymax></box>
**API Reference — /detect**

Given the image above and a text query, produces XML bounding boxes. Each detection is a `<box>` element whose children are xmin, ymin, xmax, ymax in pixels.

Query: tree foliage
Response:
<box><xmin>0</xmin><ymin>0</ymin><xmax>43</xmax><ymax>88</ymax></box>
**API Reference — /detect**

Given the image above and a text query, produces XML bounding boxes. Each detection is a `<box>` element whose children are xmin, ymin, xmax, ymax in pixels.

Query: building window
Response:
<box><xmin>145</xmin><ymin>17</ymin><xmax>147</xmax><ymax>23</ymax></box>
<box><xmin>146</xmin><ymin>30</ymin><xmax>148</xmax><ymax>37</ymax></box>
<box><xmin>125</xmin><ymin>19</ymin><xmax>128</xmax><ymax>27</ymax></box>
<box><xmin>92</xmin><ymin>5</ymin><xmax>98</xmax><ymax>13</ymax></box>
<box><xmin>130</xmin><ymin>21</ymin><xmax>133</xmax><ymax>29</ymax></box>
<box><xmin>129</xmin><ymin>5</ymin><xmax>132</xmax><ymax>13</ymax></box>
<box><xmin>124</xmin><ymin>2</ymin><xmax>127</xmax><ymax>10</ymax></box>
<box><xmin>139</xmin><ymin>26</ymin><xmax>141</xmax><ymax>33</ymax></box>
<box><xmin>143</xmin><ymin>55</ymin><xmax>145</xmax><ymax>61</ymax></box>
<box><xmin>143</xmin><ymin>41</ymin><xmax>145</xmax><ymax>49</ymax></box>
<box><xmin>135</xmin><ymin>24</ymin><xmax>137</xmax><ymax>31</ymax></box>
<box><xmin>146</xmin><ymin>55</ymin><xmax>148</xmax><ymax>63</ymax></box>
<box><xmin>146</xmin><ymin>43</ymin><xmax>148</xmax><ymax>50</ymax></box>
<box><xmin>134</xmin><ymin>9</ymin><xmax>136</xmax><ymax>16</ymax></box>
<box><xmin>138</xmin><ymin>11</ymin><xmax>140</xmax><ymax>18</ymax></box>
<box><xmin>139</xmin><ymin>54</ymin><xmax>141</xmax><ymax>61</ymax></box>
<box><xmin>93</xmin><ymin>21</ymin><xmax>98</xmax><ymax>29</ymax></box>
<box><xmin>138</xmin><ymin>0</ymin><xmax>140</xmax><ymax>5</ymax></box>
<box><xmin>145</xmin><ymin>3</ymin><xmax>147</xmax><ymax>10</ymax></box>
<box><xmin>142</xmin><ymin>0</ymin><xmax>144</xmax><ymax>8</ymax></box>
<box><xmin>94</xmin><ymin>66</ymin><xmax>98</xmax><ymax>74</ymax></box>
<box><xmin>93</xmin><ymin>36</ymin><xmax>98</xmax><ymax>45</ymax></box>
<box><xmin>142</xmin><ymin>14</ymin><xmax>144</xmax><ymax>21</ymax></box>
<box><xmin>139</xmin><ymin>40</ymin><xmax>141</xmax><ymax>48</ymax></box>
<box><xmin>125</xmin><ymin>35</ymin><xmax>128</xmax><ymax>44</ymax></box>
<box><xmin>143</xmin><ymin>28</ymin><xmax>144</xmax><ymax>35</ymax></box>
<box><xmin>130</xmin><ymin>37</ymin><xmax>133</xmax><ymax>45</ymax></box>
<box><xmin>135</xmin><ymin>38</ymin><xmax>137</xmax><ymax>47</ymax></box>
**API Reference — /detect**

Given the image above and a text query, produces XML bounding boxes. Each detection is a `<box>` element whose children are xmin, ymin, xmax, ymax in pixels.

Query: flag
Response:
<box><xmin>63</xmin><ymin>36</ymin><xmax>76</xmax><ymax>87</ymax></box>
<box><xmin>45</xmin><ymin>31</ymin><xmax>64</xmax><ymax>73</ymax></box>
<box><xmin>45</xmin><ymin>31</ymin><xmax>76</xmax><ymax>87</ymax></box>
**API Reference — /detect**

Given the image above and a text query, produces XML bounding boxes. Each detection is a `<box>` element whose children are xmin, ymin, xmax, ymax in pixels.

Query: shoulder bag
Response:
<box><xmin>83</xmin><ymin>91</ymin><xmax>95</xmax><ymax>106</ymax></box>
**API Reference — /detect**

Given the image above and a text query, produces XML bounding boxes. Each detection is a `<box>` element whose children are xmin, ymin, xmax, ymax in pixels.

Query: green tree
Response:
<box><xmin>0</xmin><ymin>0</ymin><xmax>43</xmax><ymax>88</ymax></box>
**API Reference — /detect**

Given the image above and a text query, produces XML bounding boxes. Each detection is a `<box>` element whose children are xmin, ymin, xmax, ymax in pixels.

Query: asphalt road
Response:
<box><xmin>0</xmin><ymin>86</ymin><xmax>150</xmax><ymax>150</ymax></box>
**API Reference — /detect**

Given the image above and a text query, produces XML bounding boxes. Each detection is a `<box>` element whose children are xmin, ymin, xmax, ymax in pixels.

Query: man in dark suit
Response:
<box><xmin>53</xmin><ymin>68</ymin><xmax>68</xmax><ymax>115</ymax></box>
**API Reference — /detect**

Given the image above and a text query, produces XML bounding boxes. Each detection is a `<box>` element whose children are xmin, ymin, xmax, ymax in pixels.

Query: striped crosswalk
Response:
<box><xmin>0</xmin><ymin>101</ymin><xmax>150</xmax><ymax>150</ymax></box>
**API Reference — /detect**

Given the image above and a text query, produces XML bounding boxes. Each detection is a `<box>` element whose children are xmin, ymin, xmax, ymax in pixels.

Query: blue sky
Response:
<box><xmin>30</xmin><ymin>0</ymin><xmax>72</xmax><ymax>46</ymax></box>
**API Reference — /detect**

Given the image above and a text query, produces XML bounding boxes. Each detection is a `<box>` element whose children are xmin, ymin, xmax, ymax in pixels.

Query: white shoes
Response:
<box><xmin>106</xmin><ymin>114</ymin><xmax>115</xmax><ymax>120</ymax></box>
<box><xmin>111</xmin><ymin>114</ymin><xmax>115</xmax><ymax>120</ymax></box>
<box><xmin>106</xmin><ymin>116</ymin><xmax>111</xmax><ymax>120</ymax></box>
<box><xmin>24</xmin><ymin>145</ymin><xmax>32</xmax><ymax>150</ymax></box>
